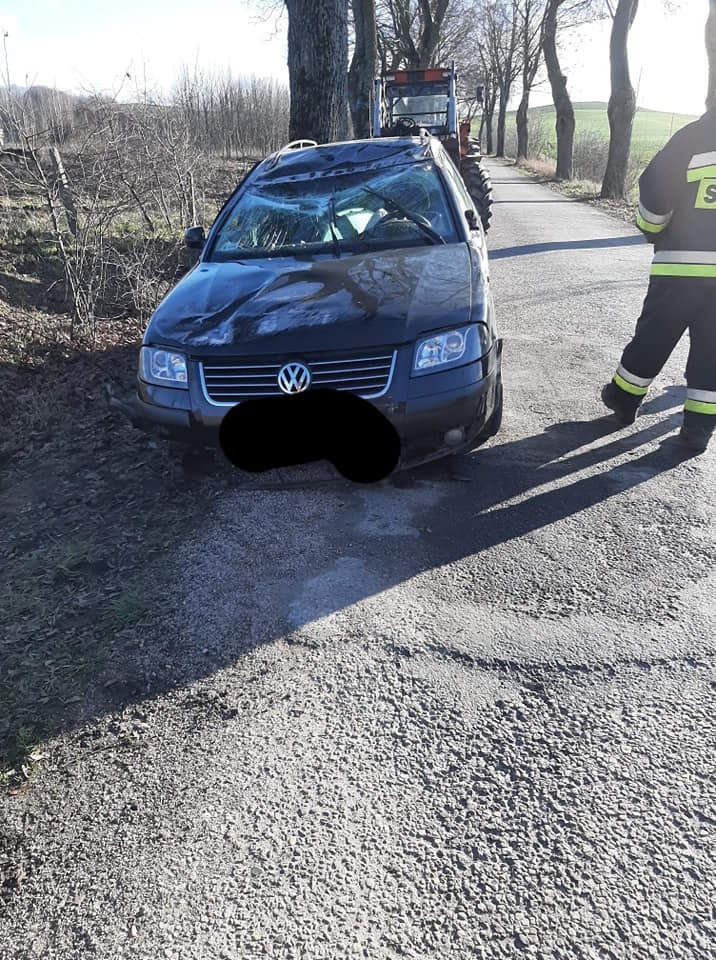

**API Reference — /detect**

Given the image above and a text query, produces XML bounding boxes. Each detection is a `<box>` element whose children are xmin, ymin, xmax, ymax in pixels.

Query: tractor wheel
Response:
<box><xmin>460</xmin><ymin>156</ymin><xmax>493</xmax><ymax>233</ymax></box>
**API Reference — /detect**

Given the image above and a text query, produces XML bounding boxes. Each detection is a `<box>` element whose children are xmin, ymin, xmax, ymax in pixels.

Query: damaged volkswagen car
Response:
<box><xmin>113</xmin><ymin>135</ymin><xmax>502</xmax><ymax>476</ymax></box>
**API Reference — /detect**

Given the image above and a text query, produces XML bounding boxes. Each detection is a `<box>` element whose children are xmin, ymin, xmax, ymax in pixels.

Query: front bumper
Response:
<box><xmin>109</xmin><ymin>339</ymin><xmax>502</xmax><ymax>468</ymax></box>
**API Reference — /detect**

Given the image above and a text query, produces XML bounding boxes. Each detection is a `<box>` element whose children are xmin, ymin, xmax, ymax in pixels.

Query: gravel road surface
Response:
<box><xmin>1</xmin><ymin>160</ymin><xmax>714</xmax><ymax>960</ymax></box>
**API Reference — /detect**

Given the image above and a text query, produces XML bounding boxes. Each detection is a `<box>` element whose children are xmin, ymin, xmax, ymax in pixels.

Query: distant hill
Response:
<box><xmin>508</xmin><ymin>101</ymin><xmax>699</xmax><ymax>157</ymax></box>
<box><xmin>528</xmin><ymin>100</ymin><xmax>608</xmax><ymax>113</ymax></box>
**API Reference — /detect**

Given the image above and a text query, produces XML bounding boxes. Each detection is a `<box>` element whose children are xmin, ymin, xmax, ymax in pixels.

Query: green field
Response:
<box><xmin>509</xmin><ymin>101</ymin><xmax>698</xmax><ymax>158</ymax></box>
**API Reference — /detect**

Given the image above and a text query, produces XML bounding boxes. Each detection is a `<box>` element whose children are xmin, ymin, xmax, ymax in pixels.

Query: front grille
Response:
<box><xmin>200</xmin><ymin>351</ymin><xmax>396</xmax><ymax>404</ymax></box>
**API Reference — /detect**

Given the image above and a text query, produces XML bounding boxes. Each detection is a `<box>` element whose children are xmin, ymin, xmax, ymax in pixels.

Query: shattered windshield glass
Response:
<box><xmin>209</xmin><ymin>160</ymin><xmax>458</xmax><ymax>260</ymax></box>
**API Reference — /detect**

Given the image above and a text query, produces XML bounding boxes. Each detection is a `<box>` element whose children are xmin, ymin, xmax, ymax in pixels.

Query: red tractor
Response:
<box><xmin>371</xmin><ymin>62</ymin><xmax>492</xmax><ymax>232</ymax></box>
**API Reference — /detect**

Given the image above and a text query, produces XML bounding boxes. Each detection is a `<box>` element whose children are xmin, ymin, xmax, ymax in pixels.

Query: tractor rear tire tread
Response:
<box><xmin>460</xmin><ymin>157</ymin><xmax>493</xmax><ymax>233</ymax></box>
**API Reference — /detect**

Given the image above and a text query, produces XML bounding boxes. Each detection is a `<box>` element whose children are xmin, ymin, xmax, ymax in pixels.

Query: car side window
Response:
<box><xmin>440</xmin><ymin>155</ymin><xmax>480</xmax><ymax>237</ymax></box>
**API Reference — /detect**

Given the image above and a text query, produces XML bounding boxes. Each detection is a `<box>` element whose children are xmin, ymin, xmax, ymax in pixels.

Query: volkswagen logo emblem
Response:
<box><xmin>277</xmin><ymin>362</ymin><xmax>311</xmax><ymax>395</ymax></box>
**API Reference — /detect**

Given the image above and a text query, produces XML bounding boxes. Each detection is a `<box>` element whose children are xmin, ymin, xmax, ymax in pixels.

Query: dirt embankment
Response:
<box><xmin>0</xmin><ymin>155</ymin><xmax>248</xmax><ymax>787</ymax></box>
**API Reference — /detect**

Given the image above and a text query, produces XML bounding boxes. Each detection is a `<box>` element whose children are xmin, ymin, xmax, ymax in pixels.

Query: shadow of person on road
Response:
<box><xmin>639</xmin><ymin>384</ymin><xmax>684</xmax><ymax>416</ymax></box>
<box><xmin>398</xmin><ymin>408</ymin><xmax>691</xmax><ymax>569</ymax></box>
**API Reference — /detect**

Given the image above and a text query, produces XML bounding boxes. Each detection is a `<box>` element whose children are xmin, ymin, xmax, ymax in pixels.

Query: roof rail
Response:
<box><xmin>268</xmin><ymin>139</ymin><xmax>318</xmax><ymax>168</ymax></box>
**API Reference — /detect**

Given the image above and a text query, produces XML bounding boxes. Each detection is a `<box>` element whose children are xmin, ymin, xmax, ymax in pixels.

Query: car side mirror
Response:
<box><xmin>465</xmin><ymin>209</ymin><xmax>479</xmax><ymax>231</ymax></box>
<box><xmin>184</xmin><ymin>225</ymin><xmax>206</xmax><ymax>249</ymax></box>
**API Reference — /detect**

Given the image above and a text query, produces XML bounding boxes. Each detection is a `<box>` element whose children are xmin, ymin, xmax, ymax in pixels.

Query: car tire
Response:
<box><xmin>474</xmin><ymin>376</ymin><xmax>503</xmax><ymax>446</ymax></box>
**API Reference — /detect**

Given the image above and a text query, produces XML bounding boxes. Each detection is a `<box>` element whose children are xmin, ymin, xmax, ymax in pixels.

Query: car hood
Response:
<box><xmin>145</xmin><ymin>245</ymin><xmax>485</xmax><ymax>354</ymax></box>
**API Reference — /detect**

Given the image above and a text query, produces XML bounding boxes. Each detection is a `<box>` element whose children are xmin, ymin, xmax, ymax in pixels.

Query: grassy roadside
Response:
<box><xmin>0</xmin><ymin>164</ymin><xmax>249</xmax><ymax>790</ymax></box>
<box><xmin>509</xmin><ymin>155</ymin><xmax>638</xmax><ymax>225</ymax></box>
<box><xmin>0</xmin><ymin>307</ymin><xmax>225</xmax><ymax>788</ymax></box>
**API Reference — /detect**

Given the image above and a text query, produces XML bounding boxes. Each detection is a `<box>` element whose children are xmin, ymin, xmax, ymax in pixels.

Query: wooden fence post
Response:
<box><xmin>48</xmin><ymin>146</ymin><xmax>79</xmax><ymax>238</ymax></box>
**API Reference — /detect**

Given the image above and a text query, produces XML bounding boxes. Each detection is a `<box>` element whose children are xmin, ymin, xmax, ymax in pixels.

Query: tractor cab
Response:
<box><xmin>373</xmin><ymin>67</ymin><xmax>458</xmax><ymax>142</ymax></box>
<box><xmin>370</xmin><ymin>62</ymin><xmax>493</xmax><ymax>234</ymax></box>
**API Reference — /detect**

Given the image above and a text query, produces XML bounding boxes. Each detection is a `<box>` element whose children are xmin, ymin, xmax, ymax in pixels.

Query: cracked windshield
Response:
<box><xmin>210</xmin><ymin>160</ymin><xmax>459</xmax><ymax>259</ymax></box>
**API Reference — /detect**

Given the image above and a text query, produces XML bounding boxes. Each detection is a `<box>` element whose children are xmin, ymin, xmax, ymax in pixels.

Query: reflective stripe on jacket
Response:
<box><xmin>636</xmin><ymin>109</ymin><xmax>716</xmax><ymax>277</ymax></box>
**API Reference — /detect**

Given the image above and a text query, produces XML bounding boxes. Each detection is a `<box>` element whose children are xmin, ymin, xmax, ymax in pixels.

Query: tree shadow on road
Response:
<box><xmin>489</xmin><ymin>236</ymin><xmax>644</xmax><ymax>260</ymax></box>
<box><xmin>146</xmin><ymin>405</ymin><xmax>697</xmax><ymax>677</ymax></box>
<box><xmin>318</xmin><ymin>407</ymin><xmax>688</xmax><ymax>589</ymax></box>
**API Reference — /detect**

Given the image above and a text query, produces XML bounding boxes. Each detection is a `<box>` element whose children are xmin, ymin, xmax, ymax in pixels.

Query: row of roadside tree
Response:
<box><xmin>286</xmin><ymin>0</ymin><xmax>716</xmax><ymax>199</ymax></box>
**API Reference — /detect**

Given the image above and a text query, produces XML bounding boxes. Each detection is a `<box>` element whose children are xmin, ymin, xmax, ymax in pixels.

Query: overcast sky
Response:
<box><xmin>0</xmin><ymin>1</ymin><xmax>709</xmax><ymax>116</ymax></box>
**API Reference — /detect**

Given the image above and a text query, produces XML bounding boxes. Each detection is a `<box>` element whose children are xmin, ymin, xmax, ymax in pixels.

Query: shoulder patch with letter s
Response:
<box><xmin>695</xmin><ymin>177</ymin><xmax>716</xmax><ymax>210</ymax></box>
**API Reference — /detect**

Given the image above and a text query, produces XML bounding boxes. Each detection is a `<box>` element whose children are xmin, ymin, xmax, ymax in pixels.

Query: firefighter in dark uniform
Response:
<box><xmin>601</xmin><ymin>105</ymin><xmax>716</xmax><ymax>452</ymax></box>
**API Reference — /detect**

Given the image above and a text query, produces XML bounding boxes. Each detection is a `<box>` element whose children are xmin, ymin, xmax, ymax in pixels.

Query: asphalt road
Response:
<box><xmin>2</xmin><ymin>159</ymin><xmax>715</xmax><ymax>960</ymax></box>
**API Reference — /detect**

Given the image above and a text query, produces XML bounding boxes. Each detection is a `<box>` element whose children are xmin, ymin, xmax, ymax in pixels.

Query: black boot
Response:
<box><xmin>601</xmin><ymin>382</ymin><xmax>641</xmax><ymax>426</ymax></box>
<box><xmin>678</xmin><ymin>424</ymin><xmax>714</xmax><ymax>453</ymax></box>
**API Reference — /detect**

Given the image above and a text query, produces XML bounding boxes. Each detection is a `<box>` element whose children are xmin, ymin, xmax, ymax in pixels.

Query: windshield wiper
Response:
<box><xmin>363</xmin><ymin>186</ymin><xmax>446</xmax><ymax>245</ymax></box>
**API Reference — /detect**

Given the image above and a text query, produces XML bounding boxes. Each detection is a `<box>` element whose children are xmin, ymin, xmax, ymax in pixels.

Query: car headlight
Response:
<box><xmin>139</xmin><ymin>347</ymin><xmax>189</xmax><ymax>388</ymax></box>
<box><xmin>412</xmin><ymin>325</ymin><xmax>481</xmax><ymax>375</ymax></box>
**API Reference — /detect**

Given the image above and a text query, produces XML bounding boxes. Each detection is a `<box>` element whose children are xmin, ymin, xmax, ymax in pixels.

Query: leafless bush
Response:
<box><xmin>625</xmin><ymin>148</ymin><xmax>649</xmax><ymax>195</ymax></box>
<box><xmin>0</xmin><ymin>87</ymin><xmax>213</xmax><ymax>339</ymax></box>
<box><xmin>572</xmin><ymin>130</ymin><xmax>643</xmax><ymax>195</ymax></box>
<box><xmin>527</xmin><ymin>114</ymin><xmax>553</xmax><ymax>160</ymax></box>
<box><xmin>101</xmin><ymin>235</ymin><xmax>187</xmax><ymax>321</ymax></box>
<box><xmin>0</xmin><ymin>85</ymin><xmax>77</xmax><ymax>147</ymax></box>
<box><xmin>172</xmin><ymin>67</ymin><xmax>290</xmax><ymax>158</ymax></box>
<box><xmin>572</xmin><ymin>128</ymin><xmax>610</xmax><ymax>184</ymax></box>
<box><xmin>0</xmin><ymin>70</ymin><xmax>290</xmax><ymax>162</ymax></box>
<box><xmin>0</xmin><ymin>56</ymin><xmax>292</xmax><ymax>341</ymax></box>
<box><xmin>503</xmin><ymin>112</ymin><xmax>552</xmax><ymax>162</ymax></box>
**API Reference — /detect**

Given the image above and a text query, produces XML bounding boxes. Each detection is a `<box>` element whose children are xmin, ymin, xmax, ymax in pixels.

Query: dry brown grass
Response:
<box><xmin>513</xmin><ymin>157</ymin><xmax>638</xmax><ymax>225</ymax></box>
<box><xmin>0</xmin><ymin>156</ymin><xmax>249</xmax><ymax>788</ymax></box>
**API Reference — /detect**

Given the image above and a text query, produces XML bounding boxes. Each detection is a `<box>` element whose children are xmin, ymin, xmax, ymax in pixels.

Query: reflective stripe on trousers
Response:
<box><xmin>685</xmin><ymin>389</ymin><xmax>716</xmax><ymax>415</ymax></box>
<box><xmin>613</xmin><ymin>364</ymin><xmax>651</xmax><ymax>396</ymax></box>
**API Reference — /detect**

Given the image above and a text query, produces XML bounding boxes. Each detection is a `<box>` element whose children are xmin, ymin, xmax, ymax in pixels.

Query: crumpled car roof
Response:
<box><xmin>251</xmin><ymin>136</ymin><xmax>438</xmax><ymax>185</ymax></box>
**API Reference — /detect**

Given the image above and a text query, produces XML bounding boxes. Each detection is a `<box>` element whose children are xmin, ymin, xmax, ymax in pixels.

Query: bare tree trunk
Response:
<box><xmin>516</xmin><ymin>92</ymin><xmax>530</xmax><ymax>160</ymax></box>
<box><xmin>496</xmin><ymin>89</ymin><xmax>509</xmax><ymax>157</ymax></box>
<box><xmin>543</xmin><ymin>0</ymin><xmax>574</xmax><ymax>179</ymax></box>
<box><xmin>349</xmin><ymin>0</ymin><xmax>377</xmax><ymax>137</ymax></box>
<box><xmin>416</xmin><ymin>0</ymin><xmax>450</xmax><ymax>66</ymax></box>
<box><xmin>707</xmin><ymin>0</ymin><xmax>716</xmax><ymax>110</ymax></box>
<box><xmin>484</xmin><ymin>86</ymin><xmax>497</xmax><ymax>154</ymax></box>
<box><xmin>601</xmin><ymin>0</ymin><xmax>639</xmax><ymax>200</ymax></box>
<box><xmin>516</xmin><ymin>0</ymin><xmax>544</xmax><ymax>161</ymax></box>
<box><xmin>285</xmin><ymin>0</ymin><xmax>349</xmax><ymax>143</ymax></box>
<box><xmin>377</xmin><ymin>0</ymin><xmax>456</xmax><ymax>71</ymax></box>
<box><xmin>486</xmin><ymin>0</ymin><xmax>518</xmax><ymax>160</ymax></box>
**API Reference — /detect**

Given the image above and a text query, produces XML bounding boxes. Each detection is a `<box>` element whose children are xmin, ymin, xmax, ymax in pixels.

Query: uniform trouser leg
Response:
<box><xmin>614</xmin><ymin>277</ymin><xmax>689</xmax><ymax>402</ymax></box>
<box><xmin>615</xmin><ymin>277</ymin><xmax>716</xmax><ymax>438</ymax></box>
<box><xmin>682</xmin><ymin>280</ymin><xmax>716</xmax><ymax>435</ymax></box>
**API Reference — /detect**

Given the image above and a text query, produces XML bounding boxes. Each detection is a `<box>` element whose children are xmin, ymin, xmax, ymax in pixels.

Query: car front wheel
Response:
<box><xmin>475</xmin><ymin>376</ymin><xmax>503</xmax><ymax>445</ymax></box>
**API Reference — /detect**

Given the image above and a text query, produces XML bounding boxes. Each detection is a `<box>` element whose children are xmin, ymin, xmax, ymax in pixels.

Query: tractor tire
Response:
<box><xmin>460</xmin><ymin>155</ymin><xmax>493</xmax><ymax>234</ymax></box>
